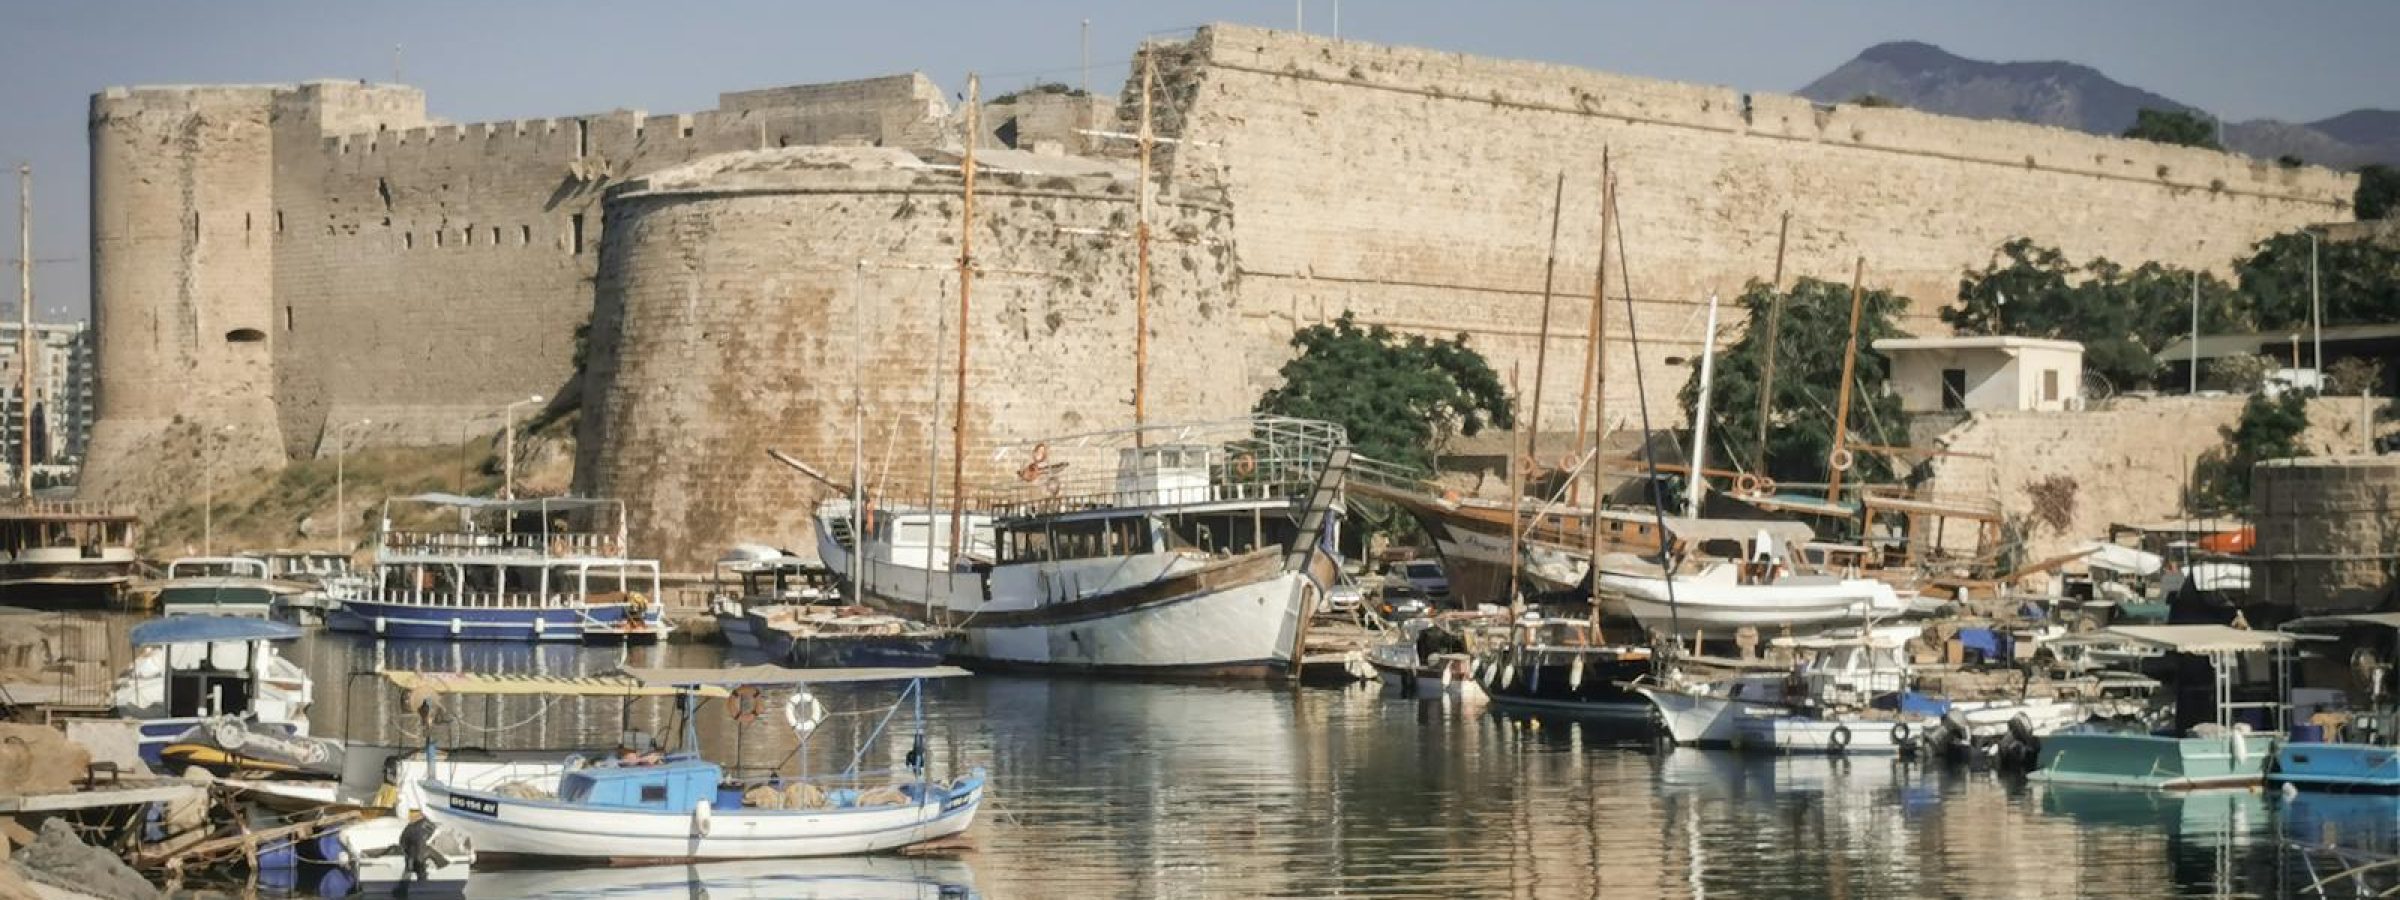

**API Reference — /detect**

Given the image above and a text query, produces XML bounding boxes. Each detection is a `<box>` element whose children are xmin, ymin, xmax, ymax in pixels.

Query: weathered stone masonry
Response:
<box><xmin>84</xmin><ymin>25</ymin><xmax>2356</xmax><ymax>568</ymax></box>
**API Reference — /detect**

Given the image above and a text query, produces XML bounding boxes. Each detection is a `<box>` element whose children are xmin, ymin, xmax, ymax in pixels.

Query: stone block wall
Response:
<box><xmin>1150</xmin><ymin>25</ymin><xmax>2356</xmax><ymax>440</ymax></box>
<box><xmin>2254</xmin><ymin>455</ymin><xmax>2400</xmax><ymax>614</ymax></box>
<box><xmin>576</xmin><ymin>149</ymin><xmax>1239</xmax><ymax>569</ymax></box>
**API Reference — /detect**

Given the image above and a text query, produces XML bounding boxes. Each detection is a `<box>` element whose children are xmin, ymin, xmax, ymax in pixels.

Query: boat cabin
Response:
<box><xmin>714</xmin><ymin>554</ymin><xmax>839</xmax><ymax>605</ymax></box>
<box><xmin>864</xmin><ymin>511</ymin><xmax>994</xmax><ymax>571</ymax></box>
<box><xmin>1776</xmin><ymin>627</ymin><xmax>1920</xmax><ymax>706</ymax></box>
<box><xmin>995</xmin><ymin>505</ymin><xmax>1301</xmax><ymax>565</ymax></box>
<box><xmin>168</xmin><ymin>556</ymin><xmax>269</xmax><ymax>581</ymax></box>
<box><xmin>558</xmin><ymin>757</ymin><xmax>721</xmax><ymax>812</ymax></box>
<box><xmin>243</xmin><ymin>550</ymin><xmax>354</xmax><ymax>582</ymax></box>
<box><xmin>114</xmin><ymin>616</ymin><xmax>311</xmax><ymax>751</ymax></box>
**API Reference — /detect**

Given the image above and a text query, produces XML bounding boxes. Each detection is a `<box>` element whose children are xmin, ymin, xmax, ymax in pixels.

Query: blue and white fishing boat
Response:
<box><xmin>2031</xmin><ymin>625</ymin><xmax>2292</xmax><ymax>790</ymax></box>
<box><xmin>328</xmin><ymin>494</ymin><xmax>668</xmax><ymax>642</ymax></box>
<box><xmin>109</xmin><ymin>616</ymin><xmax>314</xmax><ymax>766</ymax></box>
<box><xmin>410</xmin><ymin>665</ymin><xmax>986</xmax><ymax>862</ymax></box>
<box><xmin>2272</xmin><ymin>612</ymin><xmax>2400</xmax><ymax>792</ymax></box>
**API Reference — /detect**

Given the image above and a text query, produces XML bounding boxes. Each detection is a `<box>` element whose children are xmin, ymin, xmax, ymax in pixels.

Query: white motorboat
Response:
<box><xmin>1364</xmin><ymin>615</ymin><xmax>1493</xmax><ymax>704</ymax></box>
<box><xmin>1601</xmin><ymin>557</ymin><xmax>1909</xmax><ymax>637</ymax></box>
<box><xmin>412</xmin><ymin>665</ymin><xmax>985</xmax><ymax>862</ymax></box>
<box><xmin>150</xmin><ymin>556</ymin><xmax>299</xmax><ymax>618</ymax></box>
<box><xmin>111</xmin><ymin>615</ymin><xmax>315</xmax><ymax>769</ymax></box>
<box><xmin>818</xmin><ymin>417</ymin><xmax>1352</xmax><ymax>680</ymax></box>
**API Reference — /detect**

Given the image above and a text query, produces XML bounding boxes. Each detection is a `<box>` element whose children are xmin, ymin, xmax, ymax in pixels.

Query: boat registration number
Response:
<box><xmin>943</xmin><ymin>794</ymin><xmax>973</xmax><ymax>812</ymax></box>
<box><xmin>447</xmin><ymin>794</ymin><xmax>500</xmax><ymax>817</ymax></box>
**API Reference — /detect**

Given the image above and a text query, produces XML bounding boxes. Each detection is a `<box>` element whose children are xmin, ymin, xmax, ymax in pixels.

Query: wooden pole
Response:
<box><xmin>949</xmin><ymin>75</ymin><xmax>979</xmax><ymax>560</ymax></box>
<box><xmin>1825</xmin><ymin>256</ymin><xmax>1866</xmax><ymax>504</ymax></box>
<box><xmin>1572</xmin><ymin>150</ymin><xmax>1610</xmax><ymax>503</ymax></box>
<box><xmin>1585</xmin><ymin>168</ymin><xmax>1613</xmax><ymax>626</ymax></box>
<box><xmin>1752</xmin><ymin>211</ymin><xmax>1789</xmax><ymax>479</ymax></box>
<box><xmin>1506</xmin><ymin>362</ymin><xmax>1526</xmax><ymax>618</ymax></box>
<box><xmin>1526</xmin><ymin>172</ymin><xmax>1566</xmax><ymax>468</ymax></box>
<box><xmin>16</xmin><ymin>165</ymin><xmax>30</xmax><ymax>498</ymax></box>
<box><xmin>1133</xmin><ymin>50</ymin><xmax>1155</xmax><ymax>443</ymax></box>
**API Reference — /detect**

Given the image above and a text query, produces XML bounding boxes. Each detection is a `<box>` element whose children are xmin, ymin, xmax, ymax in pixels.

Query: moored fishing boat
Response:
<box><xmin>1364</xmin><ymin>613</ymin><xmax>1500</xmax><ymax>703</ymax></box>
<box><xmin>819</xmin><ymin>417</ymin><xmax>1351</xmax><ymax>680</ymax></box>
<box><xmin>2270</xmin><ymin>613</ymin><xmax>2400</xmax><ymax>792</ymax></box>
<box><xmin>411</xmin><ymin>665</ymin><xmax>986</xmax><ymax>862</ymax></box>
<box><xmin>2031</xmin><ymin>625</ymin><xmax>2292</xmax><ymax>790</ymax></box>
<box><xmin>708</xmin><ymin>548</ymin><xmax>957</xmax><ymax>667</ymax></box>
<box><xmin>1476</xmin><ymin>616</ymin><xmax>1654</xmax><ymax>716</ymax></box>
<box><xmin>110</xmin><ymin>615</ymin><xmax>315</xmax><ymax>767</ymax></box>
<box><xmin>328</xmin><ymin>493</ymin><xmax>669</xmax><ymax>642</ymax></box>
<box><xmin>150</xmin><ymin>556</ymin><xmax>298</xmax><ymax>618</ymax></box>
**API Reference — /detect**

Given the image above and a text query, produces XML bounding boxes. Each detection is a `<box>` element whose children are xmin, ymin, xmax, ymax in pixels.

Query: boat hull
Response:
<box><xmin>956</xmin><ymin>567</ymin><xmax>1310</xmax><ymax>679</ymax></box>
<box><xmin>1638</xmin><ymin>686</ymin><xmax>1789</xmax><ymax>746</ymax></box>
<box><xmin>1479</xmin><ymin>653</ymin><xmax>1653</xmax><ymax>717</ymax></box>
<box><xmin>1366</xmin><ymin>653</ymin><xmax>1488</xmax><ymax>704</ymax></box>
<box><xmin>2031</xmin><ymin>730</ymin><xmax>2275</xmax><ymax>790</ymax></box>
<box><xmin>2272</xmin><ymin>742</ymin><xmax>2400</xmax><ymax>792</ymax></box>
<box><xmin>328</xmin><ymin>598</ymin><xmax>666</xmax><ymax>642</ymax></box>
<box><xmin>417</xmin><ymin>777</ymin><xmax>983</xmax><ymax>861</ymax></box>
<box><xmin>1732</xmin><ymin>712</ymin><xmax>1932</xmax><ymax>755</ymax></box>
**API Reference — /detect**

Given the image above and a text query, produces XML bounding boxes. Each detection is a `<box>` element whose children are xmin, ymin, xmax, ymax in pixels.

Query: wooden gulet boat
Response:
<box><xmin>411</xmin><ymin>665</ymin><xmax>987</xmax><ymax>863</ymax></box>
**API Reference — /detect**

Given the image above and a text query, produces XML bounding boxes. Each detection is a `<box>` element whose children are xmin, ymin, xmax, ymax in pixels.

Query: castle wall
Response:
<box><xmin>83</xmin><ymin>86</ymin><xmax>292</xmax><ymax>505</ymax></box>
<box><xmin>1153</xmin><ymin>25</ymin><xmax>2357</xmax><ymax>437</ymax></box>
<box><xmin>577</xmin><ymin>150</ymin><xmax>1240</xmax><ymax>569</ymax></box>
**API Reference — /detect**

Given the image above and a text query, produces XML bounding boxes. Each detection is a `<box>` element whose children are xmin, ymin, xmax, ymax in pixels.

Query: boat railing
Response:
<box><xmin>984</xmin><ymin>475</ymin><xmax>1313</xmax><ymax>519</ymax></box>
<box><xmin>380</xmin><ymin>530</ymin><xmax>623</xmax><ymax>559</ymax></box>
<box><xmin>0</xmin><ymin>499</ymin><xmax>139</xmax><ymax>520</ymax></box>
<box><xmin>977</xmin><ymin>416</ymin><xmax>1350</xmax><ymax>518</ymax></box>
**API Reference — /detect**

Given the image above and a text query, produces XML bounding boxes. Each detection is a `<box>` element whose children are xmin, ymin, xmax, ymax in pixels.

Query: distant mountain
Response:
<box><xmin>1798</xmin><ymin>41</ymin><xmax>2398</xmax><ymax>169</ymax></box>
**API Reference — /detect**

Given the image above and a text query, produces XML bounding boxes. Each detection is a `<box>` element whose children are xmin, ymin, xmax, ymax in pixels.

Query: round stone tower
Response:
<box><xmin>575</xmin><ymin>147</ymin><xmax>1246</xmax><ymax>569</ymax></box>
<box><xmin>82</xmin><ymin>86</ymin><xmax>287</xmax><ymax>514</ymax></box>
<box><xmin>2252</xmin><ymin>455</ymin><xmax>2400</xmax><ymax>616</ymax></box>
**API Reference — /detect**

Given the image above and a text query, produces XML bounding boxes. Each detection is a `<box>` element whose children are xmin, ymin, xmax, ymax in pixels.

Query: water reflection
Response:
<box><xmin>239</xmin><ymin>630</ymin><xmax>2394</xmax><ymax>898</ymax></box>
<box><xmin>462</xmin><ymin>856</ymin><xmax>976</xmax><ymax>899</ymax></box>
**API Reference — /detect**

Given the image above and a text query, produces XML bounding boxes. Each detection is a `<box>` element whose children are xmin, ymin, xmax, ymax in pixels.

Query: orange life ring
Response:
<box><xmin>1520</xmin><ymin>455</ymin><xmax>1538</xmax><ymax>475</ymax></box>
<box><xmin>1234</xmin><ymin>453</ymin><xmax>1257</xmax><ymax>477</ymax></box>
<box><xmin>1735</xmin><ymin>473</ymin><xmax>1761</xmax><ymax>495</ymax></box>
<box><xmin>1557</xmin><ymin>453</ymin><xmax>1578</xmax><ymax>471</ymax></box>
<box><xmin>1758</xmin><ymin>477</ymin><xmax>1779</xmax><ymax>496</ymax></box>
<box><xmin>729</xmin><ymin>686</ymin><xmax>763</xmax><ymax>724</ymax></box>
<box><xmin>1030</xmin><ymin>443</ymin><xmax>1051</xmax><ymax>466</ymax></box>
<box><xmin>1829</xmin><ymin>448</ymin><xmax>1855</xmax><ymax>472</ymax></box>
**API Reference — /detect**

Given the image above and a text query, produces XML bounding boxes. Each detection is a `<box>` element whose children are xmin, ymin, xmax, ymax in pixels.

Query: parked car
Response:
<box><xmin>1392</xmin><ymin>559</ymin><xmax>1451</xmax><ymax>600</ymax></box>
<box><xmin>1376</xmin><ymin>583</ymin><xmax>1433</xmax><ymax>623</ymax></box>
<box><xmin>1324</xmin><ymin>581</ymin><xmax>1364</xmax><ymax>616</ymax></box>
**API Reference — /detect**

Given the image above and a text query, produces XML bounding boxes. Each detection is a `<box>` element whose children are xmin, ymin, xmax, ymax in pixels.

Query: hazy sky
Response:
<box><xmin>4</xmin><ymin>0</ymin><xmax>2394</xmax><ymax>317</ymax></box>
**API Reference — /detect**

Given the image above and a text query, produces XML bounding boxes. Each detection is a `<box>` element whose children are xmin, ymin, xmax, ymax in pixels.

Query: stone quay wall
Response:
<box><xmin>577</xmin><ymin>149</ymin><xmax>1240</xmax><ymax>569</ymax></box>
<box><xmin>2254</xmin><ymin>455</ymin><xmax>2400</xmax><ymax>614</ymax></box>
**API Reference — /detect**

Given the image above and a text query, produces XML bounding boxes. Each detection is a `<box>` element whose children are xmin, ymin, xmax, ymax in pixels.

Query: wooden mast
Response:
<box><xmin>1825</xmin><ymin>256</ymin><xmax>1866</xmax><ymax>504</ymax></box>
<box><xmin>1752</xmin><ymin>210</ymin><xmax>1790</xmax><ymax>479</ymax></box>
<box><xmin>948</xmin><ymin>75</ymin><xmax>979</xmax><ymax>559</ymax></box>
<box><xmin>1525</xmin><ymin>172</ymin><xmax>1566</xmax><ymax>468</ymax></box>
<box><xmin>1506</xmin><ymin>362</ymin><xmax>1526</xmax><ymax>618</ymax></box>
<box><xmin>16</xmin><ymin>165</ymin><xmax>30</xmax><ymax>498</ymax></box>
<box><xmin>1133</xmin><ymin>50</ymin><xmax>1155</xmax><ymax>444</ymax></box>
<box><xmin>1572</xmin><ymin>149</ymin><xmax>1610</xmax><ymax>503</ymax></box>
<box><xmin>1584</xmin><ymin>165</ymin><xmax>1615</xmax><ymax>627</ymax></box>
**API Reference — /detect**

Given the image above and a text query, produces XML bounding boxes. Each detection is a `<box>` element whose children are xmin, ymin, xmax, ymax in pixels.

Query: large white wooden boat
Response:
<box><xmin>0</xmin><ymin>501</ymin><xmax>140</xmax><ymax>607</ymax></box>
<box><xmin>411</xmin><ymin>666</ymin><xmax>985</xmax><ymax>862</ymax></box>
<box><xmin>819</xmin><ymin>417</ymin><xmax>1352</xmax><ymax>680</ymax></box>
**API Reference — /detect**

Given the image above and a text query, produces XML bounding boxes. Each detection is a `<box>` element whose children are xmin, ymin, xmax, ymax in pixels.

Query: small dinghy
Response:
<box><xmin>408</xmin><ymin>665</ymin><xmax>986</xmax><ymax>862</ymax></box>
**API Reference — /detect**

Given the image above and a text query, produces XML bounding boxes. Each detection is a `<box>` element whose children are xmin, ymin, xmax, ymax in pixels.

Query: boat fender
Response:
<box><xmin>1829</xmin><ymin>725</ymin><xmax>1852</xmax><ymax>752</ymax></box>
<box><xmin>1440</xmin><ymin>661</ymin><xmax>1456</xmax><ymax>687</ymax></box>
<box><xmin>786</xmin><ymin>691</ymin><xmax>827</xmax><ymax>736</ymax></box>
<box><xmin>2230</xmin><ymin>732</ymin><xmax>2250</xmax><ymax>766</ymax></box>
<box><xmin>374</xmin><ymin>616</ymin><xmax>387</xmax><ymax>636</ymax></box>
<box><xmin>729</xmin><ymin>686</ymin><xmax>764</xmax><ymax>724</ymax></box>
<box><xmin>1500</xmin><ymin>663</ymin><xmax>1516</xmax><ymax>692</ymax></box>
<box><xmin>692</xmin><ymin>799</ymin><xmax>712</xmax><ymax>837</ymax></box>
<box><xmin>1569</xmin><ymin>654</ymin><xmax>1585</xmax><ymax>692</ymax></box>
<box><xmin>450</xmin><ymin>618</ymin><xmax>461</xmax><ymax>636</ymax></box>
<box><xmin>1889</xmin><ymin>722</ymin><xmax>1912</xmax><ymax>746</ymax></box>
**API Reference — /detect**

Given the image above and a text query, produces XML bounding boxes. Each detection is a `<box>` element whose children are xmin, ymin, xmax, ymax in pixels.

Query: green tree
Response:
<box><xmin>2359</xmin><ymin>164</ymin><xmax>2400</xmax><ymax>220</ymax></box>
<box><xmin>1951</xmin><ymin>239</ymin><xmax>2245</xmax><ymax>391</ymax></box>
<box><xmin>1254</xmin><ymin>312</ymin><xmax>1514</xmax><ymax>470</ymax></box>
<box><xmin>2123</xmin><ymin>107</ymin><xmax>2221</xmax><ymax>150</ymax></box>
<box><xmin>2194</xmin><ymin>392</ymin><xmax>2310</xmax><ymax>511</ymax></box>
<box><xmin>1680</xmin><ymin>277</ymin><xmax>1910</xmax><ymax>486</ymax></box>
<box><xmin>2235</xmin><ymin>229</ymin><xmax>2400</xmax><ymax>329</ymax></box>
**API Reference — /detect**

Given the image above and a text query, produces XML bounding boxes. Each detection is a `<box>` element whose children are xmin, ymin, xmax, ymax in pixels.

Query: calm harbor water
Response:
<box><xmin>253</xmin><ymin>630</ymin><xmax>2395</xmax><ymax>899</ymax></box>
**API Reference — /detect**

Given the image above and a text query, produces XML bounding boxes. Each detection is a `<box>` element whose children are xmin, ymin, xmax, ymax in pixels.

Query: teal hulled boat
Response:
<box><xmin>2029</xmin><ymin>625</ymin><xmax>2292</xmax><ymax>791</ymax></box>
<box><xmin>2269</xmin><ymin>612</ymin><xmax>2400</xmax><ymax>793</ymax></box>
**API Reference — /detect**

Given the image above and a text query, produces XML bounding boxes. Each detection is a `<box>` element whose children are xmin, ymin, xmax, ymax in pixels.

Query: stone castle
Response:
<box><xmin>85</xmin><ymin>24</ymin><xmax>2356</xmax><ymax>568</ymax></box>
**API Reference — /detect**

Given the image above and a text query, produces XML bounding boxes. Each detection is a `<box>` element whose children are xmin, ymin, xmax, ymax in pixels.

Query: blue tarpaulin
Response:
<box><xmin>129</xmin><ymin>615</ymin><xmax>302</xmax><ymax>645</ymax></box>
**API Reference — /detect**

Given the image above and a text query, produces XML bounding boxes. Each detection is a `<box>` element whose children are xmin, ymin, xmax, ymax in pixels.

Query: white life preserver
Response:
<box><xmin>786</xmin><ymin>691</ymin><xmax>828</xmax><ymax>737</ymax></box>
<box><xmin>693</xmin><ymin>799</ymin><xmax>712</xmax><ymax>836</ymax></box>
<box><xmin>1569</xmin><ymin>654</ymin><xmax>1586</xmax><ymax>692</ymax></box>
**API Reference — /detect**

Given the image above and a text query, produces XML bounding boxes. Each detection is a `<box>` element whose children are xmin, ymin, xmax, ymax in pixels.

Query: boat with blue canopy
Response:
<box><xmin>2031</xmin><ymin>625</ymin><xmax>2293</xmax><ymax>791</ymax></box>
<box><xmin>409</xmin><ymin>664</ymin><xmax>986</xmax><ymax>863</ymax></box>
<box><xmin>110</xmin><ymin>615</ymin><xmax>315</xmax><ymax>766</ymax></box>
